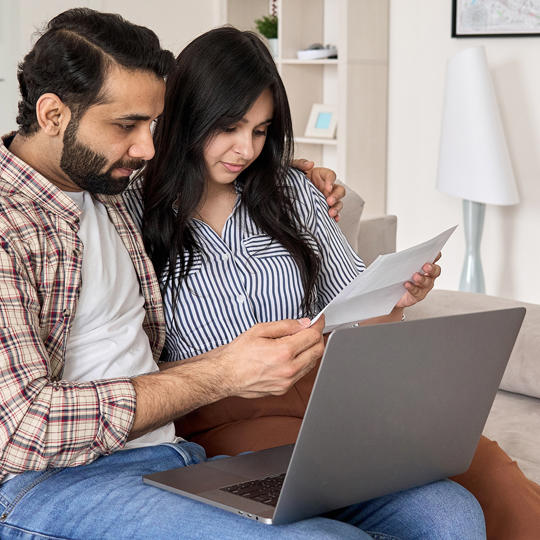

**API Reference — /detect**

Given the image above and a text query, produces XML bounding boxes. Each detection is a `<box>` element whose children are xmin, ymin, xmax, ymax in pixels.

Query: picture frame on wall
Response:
<box><xmin>304</xmin><ymin>104</ymin><xmax>337</xmax><ymax>139</ymax></box>
<box><xmin>452</xmin><ymin>0</ymin><xmax>540</xmax><ymax>38</ymax></box>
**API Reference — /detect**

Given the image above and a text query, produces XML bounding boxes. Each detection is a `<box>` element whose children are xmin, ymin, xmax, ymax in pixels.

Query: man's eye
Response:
<box><xmin>117</xmin><ymin>124</ymin><xmax>135</xmax><ymax>131</ymax></box>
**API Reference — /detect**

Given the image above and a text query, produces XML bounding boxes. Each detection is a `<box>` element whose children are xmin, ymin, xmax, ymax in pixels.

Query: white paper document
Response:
<box><xmin>311</xmin><ymin>225</ymin><xmax>457</xmax><ymax>332</ymax></box>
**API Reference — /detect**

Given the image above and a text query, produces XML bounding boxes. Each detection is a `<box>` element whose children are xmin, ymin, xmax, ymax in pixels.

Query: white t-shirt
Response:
<box><xmin>63</xmin><ymin>191</ymin><xmax>174</xmax><ymax>449</ymax></box>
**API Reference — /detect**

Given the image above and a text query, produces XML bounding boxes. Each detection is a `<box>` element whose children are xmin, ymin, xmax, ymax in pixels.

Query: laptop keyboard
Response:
<box><xmin>221</xmin><ymin>472</ymin><xmax>285</xmax><ymax>507</ymax></box>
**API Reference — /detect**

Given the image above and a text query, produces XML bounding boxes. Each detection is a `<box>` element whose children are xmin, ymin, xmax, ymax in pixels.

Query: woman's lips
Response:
<box><xmin>221</xmin><ymin>162</ymin><xmax>244</xmax><ymax>173</ymax></box>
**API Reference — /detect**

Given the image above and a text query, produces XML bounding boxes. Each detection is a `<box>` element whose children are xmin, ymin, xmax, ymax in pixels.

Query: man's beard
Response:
<box><xmin>60</xmin><ymin>117</ymin><xmax>144</xmax><ymax>195</ymax></box>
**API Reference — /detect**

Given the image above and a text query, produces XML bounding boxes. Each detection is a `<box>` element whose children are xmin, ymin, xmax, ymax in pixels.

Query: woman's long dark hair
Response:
<box><xmin>142</xmin><ymin>26</ymin><xmax>320</xmax><ymax>319</ymax></box>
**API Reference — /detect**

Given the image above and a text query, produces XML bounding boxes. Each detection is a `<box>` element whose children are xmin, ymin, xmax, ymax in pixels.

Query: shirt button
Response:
<box><xmin>62</xmin><ymin>309</ymin><xmax>70</xmax><ymax>317</ymax></box>
<box><xmin>221</xmin><ymin>253</ymin><xmax>230</xmax><ymax>262</ymax></box>
<box><xmin>237</xmin><ymin>295</ymin><xmax>246</xmax><ymax>304</ymax></box>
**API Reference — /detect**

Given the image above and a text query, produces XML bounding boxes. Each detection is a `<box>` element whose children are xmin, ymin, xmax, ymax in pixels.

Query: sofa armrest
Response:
<box><xmin>356</xmin><ymin>215</ymin><xmax>397</xmax><ymax>266</ymax></box>
<box><xmin>406</xmin><ymin>289</ymin><xmax>540</xmax><ymax>400</ymax></box>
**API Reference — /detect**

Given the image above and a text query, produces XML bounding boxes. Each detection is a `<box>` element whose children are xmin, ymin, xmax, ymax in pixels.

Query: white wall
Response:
<box><xmin>387</xmin><ymin>1</ymin><xmax>540</xmax><ymax>303</ymax></box>
<box><xmin>7</xmin><ymin>1</ymin><xmax>537</xmax><ymax>302</ymax></box>
<box><xmin>0</xmin><ymin>0</ymin><xmax>23</xmax><ymax>134</ymax></box>
<box><xmin>0</xmin><ymin>0</ymin><xmax>224</xmax><ymax>133</ymax></box>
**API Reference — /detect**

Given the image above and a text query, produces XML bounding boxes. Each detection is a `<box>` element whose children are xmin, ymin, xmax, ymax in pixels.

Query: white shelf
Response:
<box><xmin>295</xmin><ymin>136</ymin><xmax>338</xmax><ymax>146</ymax></box>
<box><xmin>225</xmin><ymin>0</ymin><xmax>388</xmax><ymax>216</ymax></box>
<box><xmin>280</xmin><ymin>59</ymin><xmax>338</xmax><ymax>65</ymax></box>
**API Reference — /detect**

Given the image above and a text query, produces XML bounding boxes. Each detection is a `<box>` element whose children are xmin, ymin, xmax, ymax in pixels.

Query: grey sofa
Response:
<box><xmin>338</xmin><ymin>186</ymin><xmax>540</xmax><ymax>485</ymax></box>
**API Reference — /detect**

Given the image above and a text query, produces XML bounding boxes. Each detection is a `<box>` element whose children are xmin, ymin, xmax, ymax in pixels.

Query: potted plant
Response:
<box><xmin>255</xmin><ymin>14</ymin><xmax>278</xmax><ymax>58</ymax></box>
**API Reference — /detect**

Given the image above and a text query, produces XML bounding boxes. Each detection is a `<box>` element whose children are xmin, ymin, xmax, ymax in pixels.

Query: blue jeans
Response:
<box><xmin>0</xmin><ymin>442</ymin><xmax>485</xmax><ymax>539</ymax></box>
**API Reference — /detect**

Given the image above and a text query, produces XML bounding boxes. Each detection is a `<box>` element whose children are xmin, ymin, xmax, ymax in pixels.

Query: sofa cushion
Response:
<box><xmin>337</xmin><ymin>184</ymin><xmax>364</xmax><ymax>253</ymax></box>
<box><xmin>406</xmin><ymin>289</ymin><xmax>540</xmax><ymax>399</ymax></box>
<box><xmin>188</xmin><ymin>416</ymin><xmax>301</xmax><ymax>457</ymax></box>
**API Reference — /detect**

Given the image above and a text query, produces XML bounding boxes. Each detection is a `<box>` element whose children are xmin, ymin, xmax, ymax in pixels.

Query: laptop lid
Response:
<box><xmin>272</xmin><ymin>308</ymin><xmax>525</xmax><ymax>523</ymax></box>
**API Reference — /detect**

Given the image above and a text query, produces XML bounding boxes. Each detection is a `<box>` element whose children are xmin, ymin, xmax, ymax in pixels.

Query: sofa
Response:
<box><xmin>339</xmin><ymin>186</ymin><xmax>540</xmax><ymax>486</ymax></box>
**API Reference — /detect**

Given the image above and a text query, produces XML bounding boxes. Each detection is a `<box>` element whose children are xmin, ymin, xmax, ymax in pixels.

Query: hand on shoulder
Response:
<box><xmin>292</xmin><ymin>159</ymin><xmax>344</xmax><ymax>221</ymax></box>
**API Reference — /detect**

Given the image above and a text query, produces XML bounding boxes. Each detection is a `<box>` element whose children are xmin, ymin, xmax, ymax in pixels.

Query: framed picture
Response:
<box><xmin>452</xmin><ymin>0</ymin><xmax>540</xmax><ymax>38</ymax></box>
<box><xmin>304</xmin><ymin>104</ymin><xmax>337</xmax><ymax>139</ymax></box>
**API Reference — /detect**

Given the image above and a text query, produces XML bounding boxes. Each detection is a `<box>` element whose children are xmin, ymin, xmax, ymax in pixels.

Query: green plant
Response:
<box><xmin>254</xmin><ymin>15</ymin><xmax>277</xmax><ymax>39</ymax></box>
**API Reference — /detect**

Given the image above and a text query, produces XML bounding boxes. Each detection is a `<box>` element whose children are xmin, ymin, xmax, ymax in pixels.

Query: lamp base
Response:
<box><xmin>459</xmin><ymin>199</ymin><xmax>485</xmax><ymax>293</ymax></box>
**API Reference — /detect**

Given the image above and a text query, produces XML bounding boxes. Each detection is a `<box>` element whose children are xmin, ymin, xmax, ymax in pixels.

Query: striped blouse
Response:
<box><xmin>124</xmin><ymin>168</ymin><xmax>365</xmax><ymax>361</ymax></box>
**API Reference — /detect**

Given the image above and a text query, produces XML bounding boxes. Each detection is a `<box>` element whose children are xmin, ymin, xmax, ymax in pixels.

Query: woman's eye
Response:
<box><xmin>254</xmin><ymin>129</ymin><xmax>268</xmax><ymax>137</ymax></box>
<box><xmin>223</xmin><ymin>126</ymin><xmax>236</xmax><ymax>133</ymax></box>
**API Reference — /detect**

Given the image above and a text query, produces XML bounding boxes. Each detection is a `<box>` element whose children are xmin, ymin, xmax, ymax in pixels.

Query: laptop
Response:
<box><xmin>144</xmin><ymin>308</ymin><xmax>525</xmax><ymax>525</ymax></box>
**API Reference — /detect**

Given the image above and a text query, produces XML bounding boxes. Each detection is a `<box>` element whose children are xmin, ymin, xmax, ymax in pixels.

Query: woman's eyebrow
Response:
<box><xmin>239</xmin><ymin>118</ymin><xmax>273</xmax><ymax>126</ymax></box>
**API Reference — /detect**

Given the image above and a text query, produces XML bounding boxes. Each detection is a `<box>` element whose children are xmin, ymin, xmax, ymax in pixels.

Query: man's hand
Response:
<box><xmin>396</xmin><ymin>253</ymin><xmax>442</xmax><ymax>308</ymax></box>
<box><xmin>217</xmin><ymin>317</ymin><xmax>325</xmax><ymax>398</ymax></box>
<box><xmin>292</xmin><ymin>158</ymin><xmax>344</xmax><ymax>222</ymax></box>
<box><xmin>130</xmin><ymin>317</ymin><xmax>324</xmax><ymax>440</ymax></box>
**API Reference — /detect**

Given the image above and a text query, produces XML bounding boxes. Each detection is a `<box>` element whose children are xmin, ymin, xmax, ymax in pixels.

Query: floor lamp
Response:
<box><xmin>437</xmin><ymin>46</ymin><xmax>519</xmax><ymax>293</ymax></box>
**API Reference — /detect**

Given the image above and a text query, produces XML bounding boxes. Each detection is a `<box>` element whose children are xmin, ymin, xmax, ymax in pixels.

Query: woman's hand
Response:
<box><xmin>292</xmin><ymin>158</ymin><xmax>344</xmax><ymax>221</ymax></box>
<box><xmin>396</xmin><ymin>253</ymin><xmax>442</xmax><ymax>308</ymax></box>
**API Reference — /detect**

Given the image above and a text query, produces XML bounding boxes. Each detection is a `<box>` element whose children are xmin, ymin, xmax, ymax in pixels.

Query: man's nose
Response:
<box><xmin>128</xmin><ymin>128</ymin><xmax>155</xmax><ymax>161</ymax></box>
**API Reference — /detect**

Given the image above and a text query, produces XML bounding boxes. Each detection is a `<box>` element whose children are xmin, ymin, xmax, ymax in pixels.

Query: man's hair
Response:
<box><xmin>16</xmin><ymin>8</ymin><xmax>175</xmax><ymax>135</ymax></box>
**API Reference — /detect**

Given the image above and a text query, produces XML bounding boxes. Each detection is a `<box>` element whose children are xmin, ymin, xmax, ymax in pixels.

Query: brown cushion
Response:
<box><xmin>188</xmin><ymin>416</ymin><xmax>302</xmax><ymax>457</ymax></box>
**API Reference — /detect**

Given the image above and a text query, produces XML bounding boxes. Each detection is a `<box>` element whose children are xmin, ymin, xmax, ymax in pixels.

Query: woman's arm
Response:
<box><xmin>288</xmin><ymin>168</ymin><xmax>441</xmax><ymax>327</ymax></box>
<box><xmin>357</xmin><ymin>254</ymin><xmax>442</xmax><ymax>326</ymax></box>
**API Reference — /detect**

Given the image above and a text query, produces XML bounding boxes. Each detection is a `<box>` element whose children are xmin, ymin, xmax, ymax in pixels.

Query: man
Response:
<box><xmin>0</xmin><ymin>8</ymin><xmax>484</xmax><ymax>539</ymax></box>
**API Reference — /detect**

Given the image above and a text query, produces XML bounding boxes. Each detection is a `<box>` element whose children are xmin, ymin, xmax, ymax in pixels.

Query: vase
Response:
<box><xmin>267</xmin><ymin>38</ymin><xmax>278</xmax><ymax>59</ymax></box>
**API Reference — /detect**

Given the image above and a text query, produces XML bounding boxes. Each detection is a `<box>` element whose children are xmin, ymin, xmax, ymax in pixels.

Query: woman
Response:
<box><xmin>128</xmin><ymin>26</ymin><xmax>539</xmax><ymax>538</ymax></box>
<box><xmin>139</xmin><ymin>28</ymin><xmax>432</xmax><ymax>362</ymax></box>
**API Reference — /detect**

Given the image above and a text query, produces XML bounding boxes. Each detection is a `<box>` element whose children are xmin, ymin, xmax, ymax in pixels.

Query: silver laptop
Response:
<box><xmin>144</xmin><ymin>308</ymin><xmax>525</xmax><ymax>525</ymax></box>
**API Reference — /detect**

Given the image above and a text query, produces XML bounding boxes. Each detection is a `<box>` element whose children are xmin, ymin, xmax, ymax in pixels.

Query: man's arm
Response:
<box><xmin>129</xmin><ymin>318</ymin><xmax>324</xmax><ymax>439</ymax></box>
<box><xmin>0</xmin><ymin>242</ymin><xmax>136</xmax><ymax>478</ymax></box>
<box><xmin>0</xmin><ymin>233</ymin><xmax>324</xmax><ymax>459</ymax></box>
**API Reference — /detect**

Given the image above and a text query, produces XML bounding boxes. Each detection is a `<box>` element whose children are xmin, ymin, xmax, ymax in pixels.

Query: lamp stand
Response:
<box><xmin>459</xmin><ymin>199</ymin><xmax>486</xmax><ymax>293</ymax></box>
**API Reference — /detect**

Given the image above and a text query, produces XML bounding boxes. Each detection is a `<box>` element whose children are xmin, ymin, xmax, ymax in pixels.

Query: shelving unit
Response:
<box><xmin>280</xmin><ymin>59</ymin><xmax>338</xmax><ymax>65</ymax></box>
<box><xmin>224</xmin><ymin>0</ymin><xmax>389</xmax><ymax>216</ymax></box>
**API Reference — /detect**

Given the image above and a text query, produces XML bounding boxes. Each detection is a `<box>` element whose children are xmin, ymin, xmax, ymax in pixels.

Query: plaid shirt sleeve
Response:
<box><xmin>0</xmin><ymin>237</ymin><xmax>136</xmax><ymax>479</ymax></box>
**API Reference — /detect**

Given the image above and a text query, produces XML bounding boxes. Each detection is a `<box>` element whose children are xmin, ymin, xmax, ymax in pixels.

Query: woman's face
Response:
<box><xmin>203</xmin><ymin>88</ymin><xmax>274</xmax><ymax>187</ymax></box>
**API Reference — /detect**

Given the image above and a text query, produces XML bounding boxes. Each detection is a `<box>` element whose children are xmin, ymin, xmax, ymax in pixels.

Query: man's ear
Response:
<box><xmin>35</xmin><ymin>93</ymin><xmax>71</xmax><ymax>136</ymax></box>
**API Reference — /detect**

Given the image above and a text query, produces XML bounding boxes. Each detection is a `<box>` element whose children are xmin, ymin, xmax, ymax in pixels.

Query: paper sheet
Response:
<box><xmin>310</xmin><ymin>225</ymin><xmax>457</xmax><ymax>332</ymax></box>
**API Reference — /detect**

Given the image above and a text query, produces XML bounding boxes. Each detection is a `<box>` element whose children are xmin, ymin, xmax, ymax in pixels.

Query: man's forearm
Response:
<box><xmin>129</xmin><ymin>318</ymin><xmax>325</xmax><ymax>439</ymax></box>
<box><xmin>129</xmin><ymin>352</ymin><xmax>230</xmax><ymax>440</ymax></box>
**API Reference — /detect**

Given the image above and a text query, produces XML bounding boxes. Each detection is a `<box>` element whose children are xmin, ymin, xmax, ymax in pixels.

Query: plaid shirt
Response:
<box><xmin>0</xmin><ymin>135</ymin><xmax>166</xmax><ymax>481</ymax></box>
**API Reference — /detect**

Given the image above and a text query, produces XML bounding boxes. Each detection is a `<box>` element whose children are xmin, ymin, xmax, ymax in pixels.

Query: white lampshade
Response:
<box><xmin>437</xmin><ymin>46</ymin><xmax>519</xmax><ymax>206</ymax></box>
